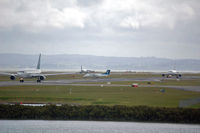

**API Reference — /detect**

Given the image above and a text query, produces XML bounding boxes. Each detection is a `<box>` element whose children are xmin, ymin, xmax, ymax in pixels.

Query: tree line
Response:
<box><xmin>0</xmin><ymin>104</ymin><xmax>199</xmax><ymax>123</ymax></box>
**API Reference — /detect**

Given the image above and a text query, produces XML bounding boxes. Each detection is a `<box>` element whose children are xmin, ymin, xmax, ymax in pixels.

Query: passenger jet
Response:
<box><xmin>0</xmin><ymin>54</ymin><xmax>72</xmax><ymax>82</ymax></box>
<box><xmin>162</xmin><ymin>70</ymin><xmax>182</xmax><ymax>78</ymax></box>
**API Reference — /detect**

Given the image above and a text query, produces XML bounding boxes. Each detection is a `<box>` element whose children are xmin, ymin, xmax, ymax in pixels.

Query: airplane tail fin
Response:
<box><xmin>104</xmin><ymin>70</ymin><xmax>110</xmax><ymax>75</ymax></box>
<box><xmin>36</xmin><ymin>54</ymin><xmax>41</xmax><ymax>69</ymax></box>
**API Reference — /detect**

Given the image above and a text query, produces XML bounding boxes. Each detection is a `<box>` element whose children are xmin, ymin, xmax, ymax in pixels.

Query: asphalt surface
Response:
<box><xmin>0</xmin><ymin>76</ymin><xmax>200</xmax><ymax>92</ymax></box>
<box><xmin>0</xmin><ymin>77</ymin><xmax>168</xmax><ymax>87</ymax></box>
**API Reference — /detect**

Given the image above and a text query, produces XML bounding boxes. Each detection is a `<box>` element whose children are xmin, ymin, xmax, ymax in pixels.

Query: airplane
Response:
<box><xmin>162</xmin><ymin>69</ymin><xmax>182</xmax><ymax>78</ymax></box>
<box><xmin>80</xmin><ymin>65</ymin><xmax>94</xmax><ymax>74</ymax></box>
<box><xmin>83</xmin><ymin>70</ymin><xmax>111</xmax><ymax>78</ymax></box>
<box><xmin>0</xmin><ymin>54</ymin><xmax>74</xmax><ymax>83</ymax></box>
<box><xmin>0</xmin><ymin>54</ymin><xmax>46</xmax><ymax>82</ymax></box>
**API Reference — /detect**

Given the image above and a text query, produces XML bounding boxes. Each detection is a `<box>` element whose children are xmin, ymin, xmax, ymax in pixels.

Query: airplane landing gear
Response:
<box><xmin>20</xmin><ymin>78</ymin><xmax>24</xmax><ymax>83</ymax></box>
<box><xmin>37</xmin><ymin>79</ymin><xmax>41</xmax><ymax>83</ymax></box>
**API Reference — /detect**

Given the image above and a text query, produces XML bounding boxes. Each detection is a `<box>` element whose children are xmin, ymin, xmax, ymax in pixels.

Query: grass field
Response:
<box><xmin>0</xmin><ymin>72</ymin><xmax>200</xmax><ymax>108</ymax></box>
<box><xmin>0</xmin><ymin>85</ymin><xmax>199</xmax><ymax>107</ymax></box>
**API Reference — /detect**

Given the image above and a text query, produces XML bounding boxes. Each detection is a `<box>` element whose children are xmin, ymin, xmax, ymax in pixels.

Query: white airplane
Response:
<box><xmin>83</xmin><ymin>70</ymin><xmax>111</xmax><ymax>78</ymax></box>
<box><xmin>80</xmin><ymin>65</ymin><xmax>94</xmax><ymax>74</ymax></box>
<box><xmin>0</xmin><ymin>54</ymin><xmax>73</xmax><ymax>82</ymax></box>
<box><xmin>0</xmin><ymin>54</ymin><xmax>46</xmax><ymax>82</ymax></box>
<box><xmin>162</xmin><ymin>70</ymin><xmax>182</xmax><ymax>78</ymax></box>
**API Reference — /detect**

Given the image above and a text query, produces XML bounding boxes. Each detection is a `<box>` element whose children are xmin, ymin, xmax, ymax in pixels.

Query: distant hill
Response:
<box><xmin>0</xmin><ymin>53</ymin><xmax>200</xmax><ymax>71</ymax></box>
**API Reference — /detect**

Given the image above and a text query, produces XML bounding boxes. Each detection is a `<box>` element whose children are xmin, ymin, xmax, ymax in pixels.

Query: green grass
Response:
<box><xmin>1</xmin><ymin>72</ymin><xmax>200</xmax><ymax>108</ymax></box>
<box><xmin>0</xmin><ymin>85</ymin><xmax>199</xmax><ymax>107</ymax></box>
<box><xmin>189</xmin><ymin>103</ymin><xmax>200</xmax><ymax>108</ymax></box>
<box><xmin>0</xmin><ymin>75</ymin><xmax>11</xmax><ymax>81</ymax></box>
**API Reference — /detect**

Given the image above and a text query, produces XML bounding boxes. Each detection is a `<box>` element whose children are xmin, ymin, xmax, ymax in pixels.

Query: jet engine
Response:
<box><xmin>10</xmin><ymin>75</ymin><xmax>16</xmax><ymax>80</ymax></box>
<box><xmin>39</xmin><ymin>75</ymin><xmax>46</xmax><ymax>80</ymax></box>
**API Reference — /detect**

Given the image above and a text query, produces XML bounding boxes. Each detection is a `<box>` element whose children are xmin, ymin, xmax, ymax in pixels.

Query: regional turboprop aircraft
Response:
<box><xmin>0</xmin><ymin>54</ymin><xmax>73</xmax><ymax>83</ymax></box>
<box><xmin>80</xmin><ymin>65</ymin><xmax>94</xmax><ymax>74</ymax></box>
<box><xmin>162</xmin><ymin>70</ymin><xmax>182</xmax><ymax>78</ymax></box>
<box><xmin>83</xmin><ymin>70</ymin><xmax>111</xmax><ymax>78</ymax></box>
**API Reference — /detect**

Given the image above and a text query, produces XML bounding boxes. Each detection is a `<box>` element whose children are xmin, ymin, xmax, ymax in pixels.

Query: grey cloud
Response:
<box><xmin>77</xmin><ymin>0</ymin><xmax>102</xmax><ymax>7</ymax></box>
<box><xmin>0</xmin><ymin>0</ymin><xmax>200</xmax><ymax>59</ymax></box>
<box><xmin>0</xmin><ymin>0</ymin><xmax>199</xmax><ymax>30</ymax></box>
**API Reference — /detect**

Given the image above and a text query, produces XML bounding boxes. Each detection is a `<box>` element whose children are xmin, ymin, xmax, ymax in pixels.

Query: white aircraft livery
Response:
<box><xmin>0</xmin><ymin>54</ymin><xmax>73</xmax><ymax>83</ymax></box>
<box><xmin>80</xmin><ymin>65</ymin><xmax>94</xmax><ymax>74</ymax></box>
<box><xmin>0</xmin><ymin>54</ymin><xmax>45</xmax><ymax>82</ymax></box>
<box><xmin>162</xmin><ymin>70</ymin><xmax>182</xmax><ymax>78</ymax></box>
<box><xmin>83</xmin><ymin>70</ymin><xmax>111</xmax><ymax>78</ymax></box>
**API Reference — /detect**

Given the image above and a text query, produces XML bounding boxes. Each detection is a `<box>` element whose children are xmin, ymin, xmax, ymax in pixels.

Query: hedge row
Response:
<box><xmin>0</xmin><ymin>105</ymin><xmax>199</xmax><ymax>123</ymax></box>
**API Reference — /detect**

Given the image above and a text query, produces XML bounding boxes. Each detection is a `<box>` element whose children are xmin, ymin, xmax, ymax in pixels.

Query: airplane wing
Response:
<box><xmin>30</xmin><ymin>72</ymin><xmax>80</xmax><ymax>81</ymax></box>
<box><xmin>29</xmin><ymin>72</ymin><xmax>78</xmax><ymax>77</ymax></box>
<box><xmin>43</xmin><ymin>72</ymin><xmax>80</xmax><ymax>76</ymax></box>
<box><xmin>0</xmin><ymin>72</ymin><xmax>16</xmax><ymax>76</ymax></box>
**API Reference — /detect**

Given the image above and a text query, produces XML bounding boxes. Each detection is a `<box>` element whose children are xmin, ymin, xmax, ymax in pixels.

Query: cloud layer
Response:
<box><xmin>0</xmin><ymin>0</ymin><xmax>197</xmax><ymax>30</ymax></box>
<box><xmin>0</xmin><ymin>0</ymin><xmax>200</xmax><ymax>59</ymax></box>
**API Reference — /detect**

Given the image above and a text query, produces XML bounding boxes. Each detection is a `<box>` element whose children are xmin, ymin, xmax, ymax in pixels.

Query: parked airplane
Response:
<box><xmin>83</xmin><ymin>70</ymin><xmax>111</xmax><ymax>78</ymax></box>
<box><xmin>80</xmin><ymin>65</ymin><xmax>94</xmax><ymax>74</ymax></box>
<box><xmin>0</xmin><ymin>54</ymin><xmax>73</xmax><ymax>82</ymax></box>
<box><xmin>162</xmin><ymin>70</ymin><xmax>182</xmax><ymax>78</ymax></box>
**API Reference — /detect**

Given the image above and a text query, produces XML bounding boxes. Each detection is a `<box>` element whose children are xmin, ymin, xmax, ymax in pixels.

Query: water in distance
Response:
<box><xmin>0</xmin><ymin>120</ymin><xmax>199</xmax><ymax>133</ymax></box>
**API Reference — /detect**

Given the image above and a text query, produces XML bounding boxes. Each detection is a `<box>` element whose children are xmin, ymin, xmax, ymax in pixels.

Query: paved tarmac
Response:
<box><xmin>0</xmin><ymin>77</ymin><xmax>167</xmax><ymax>87</ymax></box>
<box><xmin>0</xmin><ymin>76</ymin><xmax>199</xmax><ymax>92</ymax></box>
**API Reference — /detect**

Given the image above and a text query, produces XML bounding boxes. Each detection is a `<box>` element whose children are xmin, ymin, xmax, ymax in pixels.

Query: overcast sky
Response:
<box><xmin>0</xmin><ymin>0</ymin><xmax>200</xmax><ymax>59</ymax></box>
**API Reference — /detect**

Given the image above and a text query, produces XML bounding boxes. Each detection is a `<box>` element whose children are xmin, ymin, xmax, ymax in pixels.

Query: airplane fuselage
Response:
<box><xmin>83</xmin><ymin>70</ymin><xmax>110</xmax><ymax>78</ymax></box>
<box><xmin>83</xmin><ymin>73</ymin><xmax>109</xmax><ymax>78</ymax></box>
<box><xmin>16</xmin><ymin>69</ymin><xmax>41</xmax><ymax>78</ymax></box>
<box><xmin>162</xmin><ymin>70</ymin><xmax>181</xmax><ymax>78</ymax></box>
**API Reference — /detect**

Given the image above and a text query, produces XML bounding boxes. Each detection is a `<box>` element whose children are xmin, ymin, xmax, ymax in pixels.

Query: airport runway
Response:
<box><xmin>0</xmin><ymin>77</ymin><xmax>200</xmax><ymax>92</ymax></box>
<box><xmin>0</xmin><ymin>77</ymin><xmax>169</xmax><ymax>87</ymax></box>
